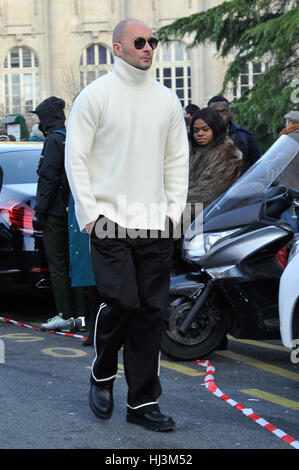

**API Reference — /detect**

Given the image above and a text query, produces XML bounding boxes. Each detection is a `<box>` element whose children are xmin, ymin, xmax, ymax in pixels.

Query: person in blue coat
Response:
<box><xmin>68</xmin><ymin>193</ymin><xmax>100</xmax><ymax>346</ymax></box>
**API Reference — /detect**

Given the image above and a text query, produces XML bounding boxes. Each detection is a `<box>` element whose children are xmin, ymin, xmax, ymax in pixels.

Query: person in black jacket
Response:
<box><xmin>31</xmin><ymin>96</ymin><xmax>86</xmax><ymax>332</ymax></box>
<box><xmin>208</xmin><ymin>95</ymin><xmax>261</xmax><ymax>174</ymax></box>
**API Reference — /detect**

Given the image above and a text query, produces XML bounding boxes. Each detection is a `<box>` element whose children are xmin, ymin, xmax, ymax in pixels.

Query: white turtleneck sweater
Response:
<box><xmin>65</xmin><ymin>56</ymin><xmax>189</xmax><ymax>232</ymax></box>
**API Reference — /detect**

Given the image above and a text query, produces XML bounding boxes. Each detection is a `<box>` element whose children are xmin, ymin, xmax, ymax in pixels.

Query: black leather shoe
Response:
<box><xmin>127</xmin><ymin>406</ymin><xmax>175</xmax><ymax>432</ymax></box>
<box><xmin>89</xmin><ymin>382</ymin><xmax>114</xmax><ymax>419</ymax></box>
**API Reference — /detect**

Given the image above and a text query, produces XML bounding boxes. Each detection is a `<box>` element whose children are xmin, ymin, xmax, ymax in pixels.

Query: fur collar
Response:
<box><xmin>188</xmin><ymin>136</ymin><xmax>243</xmax><ymax>208</ymax></box>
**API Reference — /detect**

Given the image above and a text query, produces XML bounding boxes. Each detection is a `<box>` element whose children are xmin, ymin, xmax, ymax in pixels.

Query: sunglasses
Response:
<box><xmin>120</xmin><ymin>37</ymin><xmax>159</xmax><ymax>50</ymax></box>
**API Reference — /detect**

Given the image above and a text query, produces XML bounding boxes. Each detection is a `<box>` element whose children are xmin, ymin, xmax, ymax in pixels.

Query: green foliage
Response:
<box><xmin>157</xmin><ymin>0</ymin><xmax>299</xmax><ymax>152</ymax></box>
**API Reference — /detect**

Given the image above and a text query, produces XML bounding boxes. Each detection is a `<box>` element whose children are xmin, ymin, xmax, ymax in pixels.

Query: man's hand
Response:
<box><xmin>86</xmin><ymin>220</ymin><xmax>96</xmax><ymax>235</ymax></box>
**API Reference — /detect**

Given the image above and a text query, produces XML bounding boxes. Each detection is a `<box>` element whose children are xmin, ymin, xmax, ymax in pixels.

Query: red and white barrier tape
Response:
<box><xmin>1</xmin><ymin>315</ymin><xmax>298</xmax><ymax>448</ymax></box>
<box><xmin>0</xmin><ymin>316</ymin><xmax>87</xmax><ymax>340</ymax></box>
<box><xmin>195</xmin><ymin>359</ymin><xmax>299</xmax><ymax>450</ymax></box>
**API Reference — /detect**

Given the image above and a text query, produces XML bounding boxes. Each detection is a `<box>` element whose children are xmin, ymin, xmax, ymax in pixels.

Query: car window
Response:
<box><xmin>0</xmin><ymin>149</ymin><xmax>41</xmax><ymax>184</ymax></box>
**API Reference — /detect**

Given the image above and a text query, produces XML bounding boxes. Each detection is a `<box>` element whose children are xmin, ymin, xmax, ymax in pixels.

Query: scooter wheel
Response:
<box><xmin>161</xmin><ymin>297</ymin><xmax>228</xmax><ymax>361</ymax></box>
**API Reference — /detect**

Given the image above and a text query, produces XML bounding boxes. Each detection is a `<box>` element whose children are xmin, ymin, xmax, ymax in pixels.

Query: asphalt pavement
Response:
<box><xmin>1</xmin><ymin>291</ymin><xmax>299</xmax><ymax>461</ymax></box>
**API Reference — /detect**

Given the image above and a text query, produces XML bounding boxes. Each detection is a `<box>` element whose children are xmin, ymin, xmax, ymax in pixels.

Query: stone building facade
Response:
<box><xmin>0</xmin><ymin>0</ymin><xmax>229</xmax><ymax>121</ymax></box>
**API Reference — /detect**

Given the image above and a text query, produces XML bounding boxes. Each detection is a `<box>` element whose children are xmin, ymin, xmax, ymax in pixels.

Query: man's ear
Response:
<box><xmin>113</xmin><ymin>42</ymin><xmax>122</xmax><ymax>58</ymax></box>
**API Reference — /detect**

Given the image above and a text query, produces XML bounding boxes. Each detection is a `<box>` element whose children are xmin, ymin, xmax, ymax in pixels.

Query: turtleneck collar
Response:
<box><xmin>112</xmin><ymin>56</ymin><xmax>152</xmax><ymax>87</ymax></box>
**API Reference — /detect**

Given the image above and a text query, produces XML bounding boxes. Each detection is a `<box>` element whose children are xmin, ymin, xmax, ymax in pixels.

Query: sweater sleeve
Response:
<box><xmin>65</xmin><ymin>86</ymin><xmax>102</xmax><ymax>231</ymax></box>
<box><xmin>164</xmin><ymin>94</ymin><xmax>189</xmax><ymax>224</ymax></box>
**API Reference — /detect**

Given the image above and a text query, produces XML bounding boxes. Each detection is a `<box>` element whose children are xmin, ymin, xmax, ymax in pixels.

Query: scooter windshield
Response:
<box><xmin>203</xmin><ymin>134</ymin><xmax>299</xmax><ymax>220</ymax></box>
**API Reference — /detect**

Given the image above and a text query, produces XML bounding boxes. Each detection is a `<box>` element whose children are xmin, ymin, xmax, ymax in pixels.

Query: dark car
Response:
<box><xmin>0</xmin><ymin>142</ymin><xmax>50</xmax><ymax>291</ymax></box>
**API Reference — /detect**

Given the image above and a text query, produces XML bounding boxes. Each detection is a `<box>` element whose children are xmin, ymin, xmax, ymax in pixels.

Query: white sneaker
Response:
<box><xmin>40</xmin><ymin>315</ymin><xmax>75</xmax><ymax>332</ymax></box>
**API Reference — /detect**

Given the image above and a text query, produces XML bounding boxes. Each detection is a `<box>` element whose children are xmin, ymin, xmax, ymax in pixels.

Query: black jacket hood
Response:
<box><xmin>32</xmin><ymin>96</ymin><xmax>66</xmax><ymax>134</ymax></box>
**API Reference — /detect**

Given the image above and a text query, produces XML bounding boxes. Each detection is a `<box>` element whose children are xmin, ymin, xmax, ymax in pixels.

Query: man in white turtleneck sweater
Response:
<box><xmin>65</xmin><ymin>18</ymin><xmax>189</xmax><ymax>432</ymax></box>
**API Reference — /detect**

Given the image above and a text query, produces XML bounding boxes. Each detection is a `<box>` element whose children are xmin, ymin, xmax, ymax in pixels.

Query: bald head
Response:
<box><xmin>112</xmin><ymin>18</ymin><xmax>148</xmax><ymax>44</ymax></box>
<box><xmin>112</xmin><ymin>18</ymin><xmax>155</xmax><ymax>71</ymax></box>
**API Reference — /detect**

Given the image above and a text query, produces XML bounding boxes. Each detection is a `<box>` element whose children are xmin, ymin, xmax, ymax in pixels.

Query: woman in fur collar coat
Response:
<box><xmin>188</xmin><ymin>108</ymin><xmax>243</xmax><ymax>209</ymax></box>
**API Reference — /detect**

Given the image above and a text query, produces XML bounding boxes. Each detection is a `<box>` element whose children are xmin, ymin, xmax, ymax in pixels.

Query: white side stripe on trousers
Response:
<box><xmin>91</xmin><ymin>302</ymin><xmax>117</xmax><ymax>383</ymax></box>
<box><xmin>92</xmin><ymin>303</ymin><xmax>161</xmax><ymax>409</ymax></box>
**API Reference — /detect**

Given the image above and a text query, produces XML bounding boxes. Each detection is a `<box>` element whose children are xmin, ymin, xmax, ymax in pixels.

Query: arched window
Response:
<box><xmin>3</xmin><ymin>46</ymin><xmax>40</xmax><ymax>114</ymax></box>
<box><xmin>79</xmin><ymin>43</ymin><xmax>114</xmax><ymax>88</ymax></box>
<box><xmin>155</xmin><ymin>41</ymin><xmax>192</xmax><ymax>107</ymax></box>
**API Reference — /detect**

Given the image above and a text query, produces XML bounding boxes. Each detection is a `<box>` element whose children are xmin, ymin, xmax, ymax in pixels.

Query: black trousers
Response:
<box><xmin>90</xmin><ymin>218</ymin><xmax>173</xmax><ymax>409</ymax></box>
<box><xmin>42</xmin><ymin>215</ymin><xmax>87</xmax><ymax>318</ymax></box>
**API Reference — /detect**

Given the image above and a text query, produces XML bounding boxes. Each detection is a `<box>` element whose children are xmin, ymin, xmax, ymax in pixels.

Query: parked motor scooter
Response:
<box><xmin>279</xmin><ymin>238</ymin><xmax>299</xmax><ymax>353</ymax></box>
<box><xmin>162</xmin><ymin>133</ymin><xmax>299</xmax><ymax>360</ymax></box>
